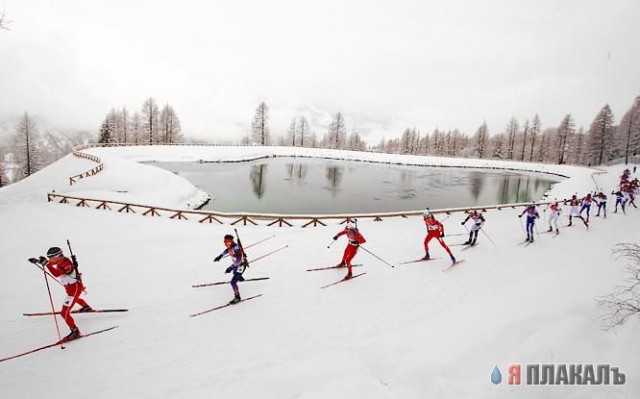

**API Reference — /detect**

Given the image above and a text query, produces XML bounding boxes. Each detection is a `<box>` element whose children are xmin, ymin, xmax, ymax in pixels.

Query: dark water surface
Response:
<box><xmin>150</xmin><ymin>158</ymin><xmax>562</xmax><ymax>214</ymax></box>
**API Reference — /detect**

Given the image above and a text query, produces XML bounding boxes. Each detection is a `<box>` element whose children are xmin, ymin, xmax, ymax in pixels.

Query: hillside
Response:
<box><xmin>0</xmin><ymin>146</ymin><xmax>638</xmax><ymax>399</ymax></box>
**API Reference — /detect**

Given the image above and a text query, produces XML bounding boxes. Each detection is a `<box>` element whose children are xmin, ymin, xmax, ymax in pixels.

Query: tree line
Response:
<box><xmin>2</xmin><ymin>95</ymin><xmax>639</xmax><ymax>187</ymax></box>
<box><xmin>250</xmin><ymin>95</ymin><xmax>640</xmax><ymax>168</ymax></box>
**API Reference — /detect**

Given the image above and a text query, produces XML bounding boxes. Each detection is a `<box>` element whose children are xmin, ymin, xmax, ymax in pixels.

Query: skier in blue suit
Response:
<box><xmin>518</xmin><ymin>204</ymin><xmax>540</xmax><ymax>243</ymax></box>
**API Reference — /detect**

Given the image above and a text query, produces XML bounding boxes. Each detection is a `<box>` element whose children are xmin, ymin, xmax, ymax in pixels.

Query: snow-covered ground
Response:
<box><xmin>0</xmin><ymin>146</ymin><xmax>638</xmax><ymax>399</ymax></box>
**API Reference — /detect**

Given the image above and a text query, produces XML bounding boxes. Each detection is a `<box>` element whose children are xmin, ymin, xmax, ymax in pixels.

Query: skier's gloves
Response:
<box><xmin>225</xmin><ymin>266</ymin><xmax>233</xmax><ymax>273</ymax></box>
<box><xmin>214</xmin><ymin>255</ymin><xmax>222</xmax><ymax>262</ymax></box>
<box><xmin>440</xmin><ymin>233</ymin><xmax>445</xmax><ymax>238</ymax></box>
<box><xmin>460</xmin><ymin>221</ymin><xmax>465</xmax><ymax>225</ymax></box>
<box><xmin>39</xmin><ymin>256</ymin><xmax>47</xmax><ymax>264</ymax></box>
<box><xmin>518</xmin><ymin>214</ymin><xmax>522</xmax><ymax>218</ymax></box>
<box><xmin>28</xmin><ymin>257</ymin><xmax>38</xmax><ymax>264</ymax></box>
<box><xmin>333</xmin><ymin>235</ymin><xmax>339</xmax><ymax>240</ymax></box>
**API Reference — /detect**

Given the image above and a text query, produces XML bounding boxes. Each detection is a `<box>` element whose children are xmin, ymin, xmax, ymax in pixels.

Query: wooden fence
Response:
<box><xmin>47</xmin><ymin>192</ymin><xmax>569</xmax><ymax>228</ymax></box>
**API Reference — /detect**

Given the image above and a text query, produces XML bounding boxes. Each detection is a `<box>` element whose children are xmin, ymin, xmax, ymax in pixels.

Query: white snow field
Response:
<box><xmin>0</xmin><ymin>146</ymin><xmax>638</xmax><ymax>399</ymax></box>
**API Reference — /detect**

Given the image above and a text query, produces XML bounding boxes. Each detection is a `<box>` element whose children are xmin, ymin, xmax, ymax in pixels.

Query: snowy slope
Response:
<box><xmin>0</xmin><ymin>146</ymin><xmax>638</xmax><ymax>399</ymax></box>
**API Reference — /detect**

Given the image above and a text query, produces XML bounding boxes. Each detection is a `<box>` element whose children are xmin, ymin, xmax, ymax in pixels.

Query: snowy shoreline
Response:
<box><xmin>76</xmin><ymin>145</ymin><xmax>599</xmax><ymax>211</ymax></box>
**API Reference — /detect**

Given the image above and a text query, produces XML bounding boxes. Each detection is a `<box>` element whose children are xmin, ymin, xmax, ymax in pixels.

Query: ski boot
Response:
<box><xmin>345</xmin><ymin>271</ymin><xmax>353</xmax><ymax>280</ymax></box>
<box><xmin>555</xmin><ymin>229</ymin><xmax>560</xmax><ymax>234</ymax></box>
<box><xmin>336</xmin><ymin>261</ymin><xmax>346</xmax><ymax>268</ymax></box>
<box><xmin>422</xmin><ymin>252</ymin><xmax>430</xmax><ymax>261</ymax></box>
<box><xmin>229</xmin><ymin>292</ymin><xmax>241</xmax><ymax>305</ymax></box>
<box><xmin>78</xmin><ymin>305</ymin><xmax>93</xmax><ymax>313</ymax></box>
<box><xmin>62</xmin><ymin>327</ymin><xmax>80</xmax><ymax>342</ymax></box>
<box><xmin>463</xmin><ymin>240</ymin><xmax>472</xmax><ymax>245</ymax></box>
<box><xmin>450</xmin><ymin>255</ymin><xmax>457</xmax><ymax>264</ymax></box>
<box><xmin>547</xmin><ymin>226</ymin><xmax>553</xmax><ymax>232</ymax></box>
<box><xmin>471</xmin><ymin>239</ymin><xmax>477</xmax><ymax>246</ymax></box>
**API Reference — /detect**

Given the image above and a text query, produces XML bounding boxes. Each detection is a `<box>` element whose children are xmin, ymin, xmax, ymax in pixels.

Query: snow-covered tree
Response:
<box><xmin>345</xmin><ymin>129</ymin><xmax>367</xmax><ymax>151</ymax></box>
<box><xmin>616</xmin><ymin>95</ymin><xmax>640</xmax><ymax>164</ymax></box>
<box><xmin>98</xmin><ymin>114</ymin><xmax>116</xmax><ymax>144</ymax></box>
<box><xmin>298</xmin><ymin>117</ymin><xmax>310</xmax><ymax>147</ymax></box>
<box><xmin>12</xmin><ymin>112</ymin><xmax>43</xmax><ymax>179</ymax></box>
<box><xmin>130</xmin><ymin>112</ymin><xmax>143</xmax><ymax>144</ymax></box>
<box><xmin>527</xmin><ymin>114</ymin><xmax>541</xmax><ymax>162</ymax></box>
<box><xmin>286</xmin><ymin>118</ymin><xmax>297</xmax><ymax>146</ymax></box>
<box><xmin>142</xmin><ymin>97</ymin><xmax>159</xmax><ymax>145</ymax></box>
<box><xmin>505</xmin><ymin>117</ymin><xmax>519</xmax><ymax>160</ymax></box>
<box><xmin>159</xmin><ymin>104</ymin><xmax>182</xmax><ymax>144</ymax></box>
<box><xmin>586</xmin><ymin>104</ymin><xmax>616</xmax><ymax>165</ymax></box>
<box><xmin>0</xmin><ymin>9</ymin><xmax>11</xmax><ymax>30</ymax></box>
<box><xmin>326</xmin><ymin>112</ymin><xmax>346</xmax><ymax>149</ymax></box>
<box><xmin>556</xmin><ymin>114</ymin><xmax>574</xmax><ymax>164</ymax></box>
<box><xmin>251</xmin><ymin>102</ymin><xmax>270</xmax><ymax>146</ymax></box>
<box><xmin>519</xmin><ymin>119</ymin><xmax>529</xmax><ymax>161</ymax></box>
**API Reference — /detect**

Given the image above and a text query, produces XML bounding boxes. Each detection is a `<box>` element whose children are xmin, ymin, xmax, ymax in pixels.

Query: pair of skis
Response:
<box><xmin>399</xmin><ymin>257</ymin><xmax>465</xmax><ymax>272</ymax></box>
<box><xmin>0</xmin><ymin>325</ymin><xmax>119</xmax><ymax>363</ymax></box>
<box><xmin>190</xmin><ymin>294</ymin><xmax>264</xmax><ymax>317</ymax></box>
<box><xmin>306</xmin><ymin>263</ymin><xmax>366</xmax><ymax>288</ymax></box>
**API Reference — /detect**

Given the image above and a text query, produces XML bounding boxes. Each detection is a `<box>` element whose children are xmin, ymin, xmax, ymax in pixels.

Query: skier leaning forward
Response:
<box><xmin>214</xmin><ymin>234</ymin><xmax>247</xmax><ymax>304</ymax></box>
<box><xmin>28</xmin><ymin>246</ymin><xmax>93</xmax><ymax>342</ymax></box>
<box><xmin>333</xmin><ymin>222</ymin><xmax>366</xmax><ymax>280</ymax></box>
<box><xmin>422</xmin><ymin>211</ymin><xmax>456</xmax><ymax>264</ymax></box>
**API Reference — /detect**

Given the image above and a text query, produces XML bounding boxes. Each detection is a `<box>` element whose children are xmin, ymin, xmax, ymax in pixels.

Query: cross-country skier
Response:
<box><xmin>547</xmin><ymin>202</ymin><xmax>561</xmax><ymax>234</ymax></box>
<box><xmin>612</xmin><ymin>189</ymin><xmax>627</xmax><ymax>214</ymax></box>
<box><xmin>460</xmin><ymin>210</ymin><xmax>485</xmax><ymax>246</ymax></box>
<box><xmin>567</xmin><ymin>194</ymin><xmax>580</xmax><ymax>226</ymax></box>
<box><xmin>423</xmin><ymin>211</ymin><xmax>456</xmax><ymax>263</ymax></box>
<box><xmin>214</xmin><ymin>234</ymin><xmax>247</xmax><ymax>304</ymax></box>
<box><xmin>28</xmin><ymin>246</ymin><xmax>92</xmax><ymax>342</ymax></box>
<box><xmin>579</xmin><ymin>193</ymin><xmax>593</xmax><ymax>223</ymax></box>
<box><xmin>594</xmin><ymin>192</ymin><xmax>607</xmax><ymax>218</ymax></box>
<box><xmin>333</xmin><ymin>221</ymin><xmax>366</xmax><ymax>280</ymax></box>
<box><xmin>518</xmin><ymin>203</ymin><xmax>540</xmax><ymax>242</ymax></box>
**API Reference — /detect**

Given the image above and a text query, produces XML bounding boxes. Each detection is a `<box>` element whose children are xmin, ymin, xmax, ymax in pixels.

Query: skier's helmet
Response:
<box><xmin>46</xmin><ymin>247</ymin><xmax>63</xmax><ymax>258</ymax></box>
<box><xmin>423</xmin><ymin>210</ymin><xmax>433</xmax><ymax>218</ymax></box>
<box><xmin>345</xmin><ymin>222</ymin><xmax>356</xmax><ymax>230</ymax></box>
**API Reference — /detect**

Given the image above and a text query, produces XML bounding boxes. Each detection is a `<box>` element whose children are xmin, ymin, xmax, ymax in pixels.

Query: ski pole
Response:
<box><xmin>360</xmin><ymin>246</ymin><xmax>395</xmax><ymax>268</ymax></box>
<box><xmin>251</xmin><ymin>245</ymin><xmax>289</xmax><ymax>264</ymax></box>
<box><xmin>481</xmin><ymin>228</ymin><xmax>497</xmax><ymax>246</ymax></box>
<box><xmin>39</xmin><ymin>261</ymin><xmax>64</xmax><ymax>349</ymax></box>
<box><xmin>245</xmin><ymin>234</ymin><xmax>276</xmax><ymax>250</ymax></box>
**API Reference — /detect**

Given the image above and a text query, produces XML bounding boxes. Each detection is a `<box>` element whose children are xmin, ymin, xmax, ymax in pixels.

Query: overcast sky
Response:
<box><xmin>1</xmin><ymin>0</ymin><xmax>639</xmax><ymax>142</ymax></box>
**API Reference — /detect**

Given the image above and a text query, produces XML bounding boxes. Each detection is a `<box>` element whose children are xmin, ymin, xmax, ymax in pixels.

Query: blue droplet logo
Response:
<box><xmin>491</xmin><ymin>365</ymin><xmax>502</xmax><ymax>385</ymax></box>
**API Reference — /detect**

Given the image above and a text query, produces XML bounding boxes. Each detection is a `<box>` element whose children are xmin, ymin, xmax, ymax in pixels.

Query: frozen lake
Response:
<box><xmin>150</xmin><ymin>157</ymin><xmax>563</xmax><ymax>214</ymax></box>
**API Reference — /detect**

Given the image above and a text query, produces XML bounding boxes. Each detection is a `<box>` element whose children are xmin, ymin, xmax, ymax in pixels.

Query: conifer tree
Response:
<box><xmin>251</xmin><ymin>102</ymin><xmax>270</xmax><ymax>146</ymax></box>
<box><xmin>12</xmin><ymin>112</ymin><xmax>43</xmax><ymax>179</ymax></box>
<box><xmin>586</xmin><ymin>104</ymin><xmax>616</xmax><ymax>165</ymax></box>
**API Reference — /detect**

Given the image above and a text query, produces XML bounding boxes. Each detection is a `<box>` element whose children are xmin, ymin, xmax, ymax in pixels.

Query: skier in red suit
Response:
<box><xmin>29</xmin><ymin>246</ymin><xmax>92</xmax><ymax>342</ymax></box>
<box><xmin>423</xmin><ymin>211</ymin><xmax>456</xmax><ymax>263</ymax></box>
<box><xmin>333</xmin><ymin>222</ymin><xmax>366</xmax><ymax>279</ymax></box>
